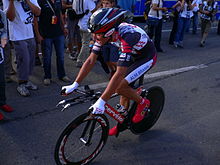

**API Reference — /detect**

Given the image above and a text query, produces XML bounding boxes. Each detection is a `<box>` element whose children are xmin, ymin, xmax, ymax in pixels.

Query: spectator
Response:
<box><xmin>62</xmin><ymin>0</ymin><xmax>82</xmax><ymax>61</ymax></box>
<box><xmin>191</xmin><ymin>0</ymin><xmax>202</xmax><ymax>34</ymax></box>
<box><xmin>96</xmin><ymin>0</ymin><xmax>119</xmax><ymax>78</ymax></box>
<box><xmin>186</xmin><ymin>0</ymin><xmax>202</xmax><ymax>34</ymax></box>
<box><xmin>0</xmin><ymin>9</ymin><xmax>13</xmax><ymax>120</ymax></box>
<box><xmin>73</xmin><ymin>0</ymin><xmax>96</xmax><ymax>68</ymax></box>
<box><xmin>169</xmin><ymin>0</ymin><xmax>183</xmax><ymax>45</ymax></box>
<box><xmin>117</xmin><ymin>0</ymin><xmax>136</xmax><ymax>13</ymax></box>
<box><xmin>147</xmin><ymin>0</ymin><xmax>167</xmax><ymax>52</ymax></box>
<box><xmin>199</xmin><ymin>0</ymin><xmax>218</xmax><ymax>47</ymax></box>
<box><xmin>35</xmin><ymin>0</ymin><xmax>71</xmax><ymax>86</ymax></box>
<box><xmin>3</xmin><ymin>0</ymin><xmax>41</xmax><ymax>97</ymax></box>
<box><xmin>3</xmin><ymin>41</ymin><xmax>15</xmax><ymax>82</ymax></box>
<box><xmin>174</xmin><ymin>0</ymin><xmax>195</xmax><ymax>48</ymax></box>
<box><xmin>217</xmin><ymin>18</ymin><xmax>220</xmax><ymax>35</ymax></box>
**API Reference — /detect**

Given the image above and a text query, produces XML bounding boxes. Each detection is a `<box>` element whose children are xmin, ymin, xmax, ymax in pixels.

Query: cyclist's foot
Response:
<box><xmin>132</xmin><ymin>98</ymin><xmax>150</xmax><ymax>123</ymax></box>
<box><xmin>108</xmin><ymin>125</ymin><xmax>118</xmax><ymax>136</ymax></box>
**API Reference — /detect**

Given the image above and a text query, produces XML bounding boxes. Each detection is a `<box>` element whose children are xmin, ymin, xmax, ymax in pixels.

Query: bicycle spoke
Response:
<box><xmin>56</xmin><ymin>118</ymin><xmax>106</xmax><ymax>163</ymax></box>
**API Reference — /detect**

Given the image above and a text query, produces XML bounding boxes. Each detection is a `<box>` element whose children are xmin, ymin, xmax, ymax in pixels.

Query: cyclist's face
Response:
<box><xmin>93</xmin><ymin>33</ymin><xmax>110</xmax><ymax>45</ymax></box>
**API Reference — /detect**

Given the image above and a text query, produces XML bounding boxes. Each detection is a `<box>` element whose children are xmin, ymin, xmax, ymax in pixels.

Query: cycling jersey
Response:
<box><xmin>92</xmin><ymin>22</ymin><xmax>156</xmax><ymax>67</ymax></box>
<box><xmin>92</xmin><ymin>22</ymin><xmax>157</xmax><ymax>84</ymax></box>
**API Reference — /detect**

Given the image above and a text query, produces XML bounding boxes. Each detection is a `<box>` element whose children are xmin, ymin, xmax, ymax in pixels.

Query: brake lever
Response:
<box><xmin>56</xmin><ymin>100</ymin><xmax>66</xmax><ymax>107</ymax></box>
<box><xmin>61</xmin><ymin>103</ymin><xmax>71</xmax><ymax>111</ymax></box>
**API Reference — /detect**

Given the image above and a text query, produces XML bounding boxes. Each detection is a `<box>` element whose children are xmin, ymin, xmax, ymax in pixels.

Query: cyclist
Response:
<box><xmin>61</xmin><ymin>8</ymin><xmax>157</xmax><ymax>136</ymax></box>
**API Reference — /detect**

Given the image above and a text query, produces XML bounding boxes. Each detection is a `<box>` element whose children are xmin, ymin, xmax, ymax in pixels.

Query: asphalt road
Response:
<box><xmin>0</xmin><ymin>22</ymin><xmax>220</xmax><ymax>165</ymax></box>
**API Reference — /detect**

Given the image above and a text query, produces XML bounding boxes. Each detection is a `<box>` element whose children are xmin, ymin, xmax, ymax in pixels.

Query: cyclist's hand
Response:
<box><xmin>90</xmin><ymin>98</ymin><xmax>106</xmax><ymax>114</ymax></box>
<box><xmin>61</xmin><ymin>82</ymin><xmax>79</xmax><ymax>96</ymax></box>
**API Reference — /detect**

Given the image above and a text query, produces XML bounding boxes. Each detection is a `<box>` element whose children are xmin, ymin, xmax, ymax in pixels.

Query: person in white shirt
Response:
<box><xmin>199</xmin><ymin>0</ymin><xmax>218</xmax><ymax>47</ymax></box>
<box><xmin>3</xmin><ymin>0</ymin><xmax>41</xmax><ymax>97</ymax></box>
<box><xmin>186</xmin><ymin>0</ymin><xmax>202</xmax><ymax>34</ymax></box>
<box><xmin>147</xmin><ymin>0</ymin><xmax>167</xmax><ymax>52</ymax></box>
<box><xmin>174</xmin><ymin>0</ymin><xmax>196</xmax><ymax>48</ymax></box>
<box><xmin>72</xmin><ymin>0</ymin><xmax>96</xmax><ymax>67</ymax></box>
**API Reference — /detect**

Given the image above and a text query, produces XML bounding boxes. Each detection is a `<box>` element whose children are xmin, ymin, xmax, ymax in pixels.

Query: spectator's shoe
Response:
<box><xmin>169</xmin><ymin>41</ymin><xmax>174</xmax><ymax>45</ymax></box>
<box><xmin>25</xmin><ymin>81</ymin><xmax>38</xmax><ymax>90</ymax></box>
<box><xmin>173</xmin><ymin>42</ymin><xmax>178</xmax><ymax>48</ymax></box>
<box><xmin>178</xmin><ymin>42</ymin><xmax>184</xmax><ymax>48</ymax></box>
<box><xmin>35</xmin><ymin>56</ymin><xmax>42</xmax><ymax>66</ymax></box>
<box><xmin>108</xmin><ymin>125</ymin><xmax>118</xmax><ymax>136</ymax></box>
<box><xmin>132</xmin><ymin>98</ymin><xmax>150</xmax><ymax>123</ymax></box>
<box><xmin>200</xmin><ymin>41</ymin><xmax>205</xmax><ymax>47</ymax></box>
<box><xmin>5</xmin><ymin>76</ymin><xmax>13</xmax><ymax>83</ymax></box>
<box><xmin>60</xmin><ymin>76</ymin><xmax>71</xmax><ymax>83</ymax></box>
<box><xmin>68</xmin><ymin>52</ymin><xmax>76</xmax><ymax>60</ymax></box>
<box><xmin>0</xmin><ymin>113</ymin><xmax>3</xmax><ymax>120</ymax></box>
<box><xmin>44</xmin><ymin>79</ymin><xmax>51</xmax><ymax>86</ymax></box>
<box><xmin>69</xmin><ymin>52</ymin><xmax>78</xmax><ymax>61</ymax></box>
<box><xmin>0</xmin><ymin>104</ymin><xmax>13</xmax><ymax>112</ymax></box>
<box><xmin>17</xmin><ymin>84</ymin><xmax>30</xmax><ymax>97</ymax></box>
<box><xmin>76</xmin><ymin>61</ymin><xmax>83</xmax><ymax>68</ymax></box>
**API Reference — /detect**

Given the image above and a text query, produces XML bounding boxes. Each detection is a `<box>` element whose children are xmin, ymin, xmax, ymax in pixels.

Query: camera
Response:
<box><xmin>163</xmin><ymin>11</ymin><xmax>170</xmax><ymax>21</ymax></box>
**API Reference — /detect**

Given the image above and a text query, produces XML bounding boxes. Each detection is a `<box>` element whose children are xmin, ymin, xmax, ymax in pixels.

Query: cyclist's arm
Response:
<box><xmin>101</xmin><ymin>66</ymin><xmax>127</xmax><ymax>101</ymax></box>
<box><xmin>75</xmin><ymin>52</ymin><xmax>98</xmax><ymax>84</ymax></box>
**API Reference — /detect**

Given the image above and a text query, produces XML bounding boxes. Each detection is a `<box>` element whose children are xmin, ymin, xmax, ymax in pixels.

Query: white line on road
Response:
<box><xmin>83</xmin><ymin>64</ymin><xmax>208</xmax><ymax>90</ymax></box>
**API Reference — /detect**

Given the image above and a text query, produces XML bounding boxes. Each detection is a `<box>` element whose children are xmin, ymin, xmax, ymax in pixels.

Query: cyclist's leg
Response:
<box><xmin>120</xmin><ymin>56</ymin><xmax>157</xmax><ymax>123</ymax></box>
<box><xmin>109</xmin><ymin>56</ymin><xmax>156</xmax><ymax>135</ymax></box>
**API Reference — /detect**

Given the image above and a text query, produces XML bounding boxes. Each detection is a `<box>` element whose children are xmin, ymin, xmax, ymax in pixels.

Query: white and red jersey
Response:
<box><xmin>92</xmin><ymin>22</ymin><xmax>156</xmax><ymax>67</ymax></box>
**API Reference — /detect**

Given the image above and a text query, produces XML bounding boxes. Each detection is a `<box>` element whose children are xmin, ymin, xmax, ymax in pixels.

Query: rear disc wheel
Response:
<box><xmin>130</xmin><ymin>86</ymin><xmax>165</xmax><ymax>134</ymax></box>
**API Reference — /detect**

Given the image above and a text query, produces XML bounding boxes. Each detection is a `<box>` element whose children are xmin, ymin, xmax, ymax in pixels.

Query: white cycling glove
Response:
<box><xmin>90</xmin><ymin>98</ymin><xmax>106</xmax><ymax>114</ymax></box>
<box><xmin>61</xmin><ymin>82</ymin><xmax>79</xmax><ymax>95</ymax></box>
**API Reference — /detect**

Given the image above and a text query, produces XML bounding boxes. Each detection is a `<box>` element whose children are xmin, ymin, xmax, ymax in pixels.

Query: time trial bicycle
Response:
<box><xmin>54</xmin><ymin>82</ymin><xmax>165</xmax><ymax>165</ymax></box>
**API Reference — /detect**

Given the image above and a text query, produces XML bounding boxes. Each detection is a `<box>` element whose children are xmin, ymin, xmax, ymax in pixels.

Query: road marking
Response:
<box><xmin>84</xmin><ymin>64</ymin><xmax>208</xmax><ymax>90</ymax></box>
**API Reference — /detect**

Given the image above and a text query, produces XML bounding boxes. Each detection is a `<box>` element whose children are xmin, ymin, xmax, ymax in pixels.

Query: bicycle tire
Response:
<box><xmin>54</xmin><ymin>112</ymin><xmax>109</xmax><ymax>165</ymax></box>
<box><xmin>130</xmin><ymin>86</ymin><xmax>165</xmax><ymax>134</ymax></box>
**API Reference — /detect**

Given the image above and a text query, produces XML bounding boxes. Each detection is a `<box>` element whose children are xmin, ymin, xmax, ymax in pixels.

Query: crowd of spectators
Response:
<box><xmin>0</xmin><ymin>0</ymin><xmax>219</xmax><ymax>119</ymax></box>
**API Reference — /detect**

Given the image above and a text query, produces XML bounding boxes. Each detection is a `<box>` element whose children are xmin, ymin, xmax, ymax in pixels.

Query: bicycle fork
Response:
<box><xmin>80</xmin><ymin>120</ymin><xmax>96</xmax><ymax>146</ymax></box>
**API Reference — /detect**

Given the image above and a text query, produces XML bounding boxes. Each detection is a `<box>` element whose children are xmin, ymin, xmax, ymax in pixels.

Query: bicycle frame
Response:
<box><xmin>104</xmin><ymin>104</ymin><xmax>125</xmax><ymax>124</ymax></box>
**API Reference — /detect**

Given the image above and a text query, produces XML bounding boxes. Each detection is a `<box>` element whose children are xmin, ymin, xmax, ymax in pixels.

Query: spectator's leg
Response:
<box><xmin>3</xmin><ymin>42</ymin><xmax>13</xmax><ymax>82</ymax></box>
<box><xmin>201</xmin><ymin>21</ymin><xmax>211</xmax><ymax>45</ymax></box>
<box><xmin>192</xmin><ymin>12</ymin><xmax>198</xmax><ymax>34</ymax></box>
<box><xmin>13</xmin><ymin>40</ymin><xmax>30</xmax><ymax>82</ymax></box>
<box><xmin>76</xmin><ymin>30</ymin><xmax>91</xmax><ymax>67</ymax></box>
<box><xmin>154</xmin><ymin>19</ymin><xmax>163</xmax><ymax>51</ymax></box>
<box><xmin>217</xmin><ymin>20</ymin><xmax>220</xmax><ymax>35</ymax></box>
<box><xmin>174</xmin><ymin>17</ymin><xmax>184</xmax><ymax>45</ymax></box>
<box><xmin>42</xmin><ymin>38</ymin><xmax>53</xmax><ymax>79</ymax></box>
<box><xmin>0</xmin><ymin>61</ymin><xmax>6</xmax><ymax>106</ymax></box>
<box><xmin>179</xmin><ymin>18</ymin><xmax>187</xmax><ymax>42</ymax></box>
<box><xmin>169</xmin><ymin>14</ymin><xmax>178</xmax><ymax>45</ymax></box>
<box><xmin>147</xmin><ymin>19</ymin><xmax>155</xmax><ymax>39</ymax></box>
<box><xmin>53</xmin><ymin>35</ymin><xmax>66</xmax><ymax>79</ymax></box>
<box><xmin>27</xmin><ymin>38</ymin><xmax>36</xmax><ymax>77</ymax></box>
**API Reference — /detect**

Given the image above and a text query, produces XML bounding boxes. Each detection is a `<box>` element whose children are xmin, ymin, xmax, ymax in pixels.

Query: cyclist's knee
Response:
<box><xmin>115</xmin><ymin>80</ymin><xmax>128</xmax><ymax>94</ymax></box>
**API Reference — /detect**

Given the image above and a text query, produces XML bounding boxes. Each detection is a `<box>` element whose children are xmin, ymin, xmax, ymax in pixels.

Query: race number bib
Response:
<box><xmin>0</xmin><ymin>47</ymin><xmax>4</xmax><ymax>64</ymax></box>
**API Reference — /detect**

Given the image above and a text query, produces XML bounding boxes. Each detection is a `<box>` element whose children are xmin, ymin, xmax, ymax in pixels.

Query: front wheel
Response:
<box><xmin>54</xmin><ymin>113</ymin><xmax>109</xmax><ymax>165</ymax></box>
<box><xmin>130</xmin><ymin>86</ymin><xmax>165</xmax><ymax>134</ymax></box>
